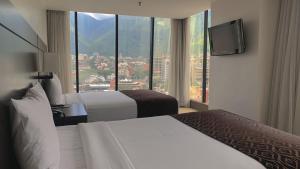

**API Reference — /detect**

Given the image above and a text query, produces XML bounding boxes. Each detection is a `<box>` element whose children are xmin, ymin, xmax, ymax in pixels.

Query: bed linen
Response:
<box><xmin>120</xmin><ymin>90</ymin><xmax>178</xmax><ymax>117</ymax></box>
<box><xmin>78</xmin><ymin>116</ymin><xmax>265</xmax><ymax>169</ymax></box>
<box><xmin>173</xmin><ymin>110</ymin><xmax>300</xmax><ymax>169</ymax></box>
<box><xmin>64</xmin><ymin>91</ymin><xmax>137</xmax><ymax>122</ymax></box>
<box><xmin>57</xmin><ymin>125</ymin><xmax>86</xmax><ymax>169</ymax></box>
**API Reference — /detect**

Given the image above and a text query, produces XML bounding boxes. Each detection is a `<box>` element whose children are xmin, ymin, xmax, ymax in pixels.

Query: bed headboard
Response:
<box><xmin>0</xmin><ymin>1</ymin><xmax>47</xmax><ymax>168</ymax></box>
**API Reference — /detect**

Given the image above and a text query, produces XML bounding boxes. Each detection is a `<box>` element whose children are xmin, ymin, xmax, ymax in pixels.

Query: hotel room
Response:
<box><xmin>0</xmin><ymin>0</ymin><xmax>299</xmax><ymax>168</ymax></box>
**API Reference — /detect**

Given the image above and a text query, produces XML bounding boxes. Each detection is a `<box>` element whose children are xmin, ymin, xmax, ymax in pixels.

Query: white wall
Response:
<box><xmin>208</xmin><ymin>0</ymin><xmax>280</xmax><ymax>122</ymax></box>
<box><xmin>9</xmin><ymin>0</ymin><xmax>47</xmax><ymax>44</ymax></box>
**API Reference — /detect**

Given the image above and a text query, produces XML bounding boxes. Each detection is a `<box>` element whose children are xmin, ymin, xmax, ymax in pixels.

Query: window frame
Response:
<box><xmin>74</xmin><ymin>12</ymin><xmax>79</xmax><ymax>93</ymax></box>
<box><xmin>149</xmin><ymin>17</ymin><xmax>155</xmax><ymax>90</ymax></box>
<box><xmin>115</xmin><ymin>15</ymin><xmax>119</xmax><ymax>90</ymax></box>
<box><xmin>202</xmin><ymin>10</ymin><xmax>209</xmax><ymax>103</ymax></box>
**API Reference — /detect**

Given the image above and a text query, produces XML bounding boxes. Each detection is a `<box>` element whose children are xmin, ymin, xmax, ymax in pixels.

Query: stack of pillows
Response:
<box><xmin>10</xmin><ymin>74</ymin><xmax>64</xmax><ymax>169</ymax></box>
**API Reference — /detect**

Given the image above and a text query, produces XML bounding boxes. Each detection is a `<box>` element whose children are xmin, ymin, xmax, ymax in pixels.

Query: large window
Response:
<box><xmin>71</xmin><ymin>12</ymin><xmax>172</xmax><ymax>93</ymax></box>
<box><xmin>118</xmin><ymin>16</ymin><xmax>151</xmax><ymax>90</ymax></box>
<box><xmin>189</xmin><ymin>10</ymin><xmax>211</xmax><ymax>103</ymax></box>
<box><xmin>70</xmin><ymin>11</ymin><xmax>210</xmax><ymax>103</ymax></box>
<box><xmin>153</xmin><ymin>18</ymin><xmax>171</xmax><ymax>94</ymax></box>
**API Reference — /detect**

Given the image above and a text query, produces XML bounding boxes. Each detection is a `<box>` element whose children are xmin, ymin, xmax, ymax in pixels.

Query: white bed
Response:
<box><xmin>64</xmin><ymin>91</ymin><xmax>137</xmax><ymax>122</ymax></box>
<box><xmin>57</xmin><ymin>116</ymin><xmax>266</xmax><ymax>169</ymax></box>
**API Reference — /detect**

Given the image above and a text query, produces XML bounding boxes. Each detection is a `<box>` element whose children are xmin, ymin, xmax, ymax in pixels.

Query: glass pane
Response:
<box><xmin>69</xmin><ymin>11</ymin><xmax>76</xmax><ymax>92</ymax></box>
<box><xmin>77</xmin><ymin>12</ymin><xmax>116</xmax><ymax>92</ymax></box>
<box><xmin>118</xmin><ymin>15</ymin><xmax>151</xmax><ymax>90</ymax></box>
<box><xmin>153</xmin><ymin>18</ymin><xmax>171</xmax><ymax>94</ymax></box>
<box><xmin>189</xmin><ymin>12</ymin><xmax>205</xmax><ymax>101</ymax></box>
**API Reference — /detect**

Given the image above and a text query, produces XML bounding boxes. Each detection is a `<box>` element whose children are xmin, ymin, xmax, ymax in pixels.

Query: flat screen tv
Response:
<box><xmin>208</xmin><ymin>19</ymin><xmax>245</xmax><ymax>56</ymax></box>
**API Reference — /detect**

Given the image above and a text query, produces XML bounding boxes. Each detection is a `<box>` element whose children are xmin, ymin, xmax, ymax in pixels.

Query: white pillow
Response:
<box><xmin>43</xmin><ymin>73</ymin><xmax>65</xmax><ymax>105</ymax></box>
<box><xmin>31</xmin><ymin>82</ymin><xmax>50</xmax><ymax>103</ymax></box>
<box><xmin>10</xmin><ymin>83</ymin><xmax>60</xmax><ymax>169</ymax></box>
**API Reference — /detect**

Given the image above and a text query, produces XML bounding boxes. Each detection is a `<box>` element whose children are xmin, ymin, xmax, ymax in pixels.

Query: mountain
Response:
<box><xmin>70</xmin><ymin>13</ymin><xmax>115</xmax><ymax>56</ymax></box>
<box><xmin>70</xmin><ymin>13</ymin><xmax>171</xmax><ymax>58</ymax></box>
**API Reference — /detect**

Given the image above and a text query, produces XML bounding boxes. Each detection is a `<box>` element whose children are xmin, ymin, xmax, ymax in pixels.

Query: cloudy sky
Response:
<box><xmin>81</xmin><ymin>12</ymin><xmax>114</xmax><ymax>20</ymax></box>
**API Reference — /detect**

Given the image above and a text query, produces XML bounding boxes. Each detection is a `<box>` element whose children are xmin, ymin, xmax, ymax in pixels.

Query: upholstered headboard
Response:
<box><xmin>0</xmin><ymin>1</ymin><xmax>47</xmax><ymax>168</ymax></box>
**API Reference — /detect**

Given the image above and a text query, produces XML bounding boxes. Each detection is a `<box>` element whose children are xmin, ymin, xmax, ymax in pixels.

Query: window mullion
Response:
<box><xmin>75</xmin><ymin>12</ymin><xmax>79</xmax><ymax>93</ymax></box>
<box><xmin>115</xmin><ymin>15</ymin><xmax>119</xmax><ymax>91</ymax></box>
<box><xmin>202</xmin><ymin>10</ymin><xmax>208</xmax><ymax>102</ymax></box>
<box><xmin>149</xmin><ymin>17</ymin><xmax>155</xmax><ymax>90</ymax></box>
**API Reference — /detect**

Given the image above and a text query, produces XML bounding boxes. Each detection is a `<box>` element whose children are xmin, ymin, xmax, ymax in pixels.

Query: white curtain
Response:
<box><xmin>267</xmin><ymin>0</ymin><xmax>300</xmax><ymax>135</ymax></box>
<box><xmin>46</xmin><ymin>10</ymin><xmax>72</xmax><ymax>93</ymax></box>
<box><xmin>168</xmin><ymin>18</ymin><xmax>190</xmax><ymax>107</ymax></box>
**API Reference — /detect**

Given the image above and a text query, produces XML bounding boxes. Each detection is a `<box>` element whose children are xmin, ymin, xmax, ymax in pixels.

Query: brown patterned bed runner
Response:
<box><xmin>121</xmin><ymin>90</ymin><xmax>178</xmax><ymax>118</ymax></box>
<box><xmin>172</xmin><ymin>110</ymin><xmax>300</xmax><ymax>169</ymax></box>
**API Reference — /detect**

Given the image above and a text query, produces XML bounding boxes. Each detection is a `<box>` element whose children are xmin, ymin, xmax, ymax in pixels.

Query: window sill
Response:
<box><xmin>190</xmin><ymin>100</ymin><xmax>208</xmax><ymax>112</ymax></box>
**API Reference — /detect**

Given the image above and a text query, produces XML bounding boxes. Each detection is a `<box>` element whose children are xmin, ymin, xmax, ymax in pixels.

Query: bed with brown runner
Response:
<box><xmin>63</xmin><ymin>89</ymin><xmax>179</xmax><ymax>122</ymax></box>
<box><xmin>4</xmin><ymin>108</ymin><xmax>300</xmax><ymax>169</ymax></box>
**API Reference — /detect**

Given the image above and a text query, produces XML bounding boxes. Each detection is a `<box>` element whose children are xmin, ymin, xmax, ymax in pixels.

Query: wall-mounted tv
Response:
<box><xmin>208</xmin><ymin>19</ymin><xmax>245</xmax><ymax>56</ymax></box>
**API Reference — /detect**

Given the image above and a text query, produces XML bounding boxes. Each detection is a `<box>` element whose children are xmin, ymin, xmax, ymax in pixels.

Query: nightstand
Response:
<box><xmin>52</xmin><ymin>103</ymin><xmax>88</xmax><ymax>126</ymax></box>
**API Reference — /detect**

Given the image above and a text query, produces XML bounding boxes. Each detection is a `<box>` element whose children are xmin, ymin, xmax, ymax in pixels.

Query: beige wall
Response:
<box><xmin>208</xmin><ymin>0</ymin><xmax>280</xmax><ymax>122</ymax></box>
<box><xmin>9</xmin><ymin>0</ymin><xmax>47</xmax><ymax>44</ymax></box>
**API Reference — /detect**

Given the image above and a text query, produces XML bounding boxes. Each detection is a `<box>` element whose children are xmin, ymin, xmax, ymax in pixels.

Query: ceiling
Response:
<box><xmin>38</xmin><ymin>0</ymin><xmax>211</xmax><ymax>19</ymax></box>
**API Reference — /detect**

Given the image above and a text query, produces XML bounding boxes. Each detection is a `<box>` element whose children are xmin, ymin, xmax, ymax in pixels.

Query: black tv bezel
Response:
<box><xmin>208</xmin><ymin>19</ymin><xmax>246</xmax><ymax>56</ymax></box>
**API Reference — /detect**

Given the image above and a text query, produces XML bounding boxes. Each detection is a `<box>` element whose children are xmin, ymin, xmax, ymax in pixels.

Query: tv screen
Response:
<box><xmin>208</xmin><ymin>19</ymin><xmax>245</xmax><ymax>56</ymax></box>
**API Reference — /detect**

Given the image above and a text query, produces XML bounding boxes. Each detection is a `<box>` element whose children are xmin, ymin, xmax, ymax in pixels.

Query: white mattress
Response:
<box><xmin>78</xmin><ymin>116</ymin><xmax>266</xmax><ymax>169</ymax></box>
<box><xmin>57</xmin><ymin>125</ymin><xmax>86</xmax><ymax>169</ymax></box>
<box><xmin>64</xmin><ymin>91</ymin><xmax>137</xmax><ymax>122</ymax></box>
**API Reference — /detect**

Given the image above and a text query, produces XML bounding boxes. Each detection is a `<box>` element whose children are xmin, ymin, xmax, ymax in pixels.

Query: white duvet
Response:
<box><xmin>77</xmin><ymin>116</ymin><xmax>266</xmax><ymax>169</ymax></box>
<box><xmin>64</xmin><ymin>91</ymin><xmax>137</xmax><ymax>122</ymax></box>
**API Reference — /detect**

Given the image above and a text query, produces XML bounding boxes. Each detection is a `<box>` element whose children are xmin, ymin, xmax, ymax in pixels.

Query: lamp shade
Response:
<box><xmin>43</xmin><ymin>52</ymin><xmax>59</xmax><ymax>75</ymax></box>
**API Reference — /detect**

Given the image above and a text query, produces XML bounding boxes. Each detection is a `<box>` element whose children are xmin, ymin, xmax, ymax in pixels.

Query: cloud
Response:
<box><xmin>81</xmin><ymin>12</ymin><xmax>114</xmax><ymax>21</ymax></box>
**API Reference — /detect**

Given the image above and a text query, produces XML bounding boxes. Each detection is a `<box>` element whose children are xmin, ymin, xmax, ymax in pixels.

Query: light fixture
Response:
<box><xmin>138</xmin><ymin>1</ymin><xmax>142</xmax><ymax>7</ymax></box>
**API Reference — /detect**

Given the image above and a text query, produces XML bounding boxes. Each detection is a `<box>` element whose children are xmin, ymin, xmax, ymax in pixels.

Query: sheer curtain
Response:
<box><xmin>267</xmin><ymin>0</ymin><xmax>300</xmax><ymax>135</ymax></box>
<box><xmin>46</xmin><ymin>10</ymin><xmax>72</xmax><ymax>93</ymax></box>
<box><xmin>168</xmin><ymin>18</ymin><xmax>190</xmax><ymax>107</ymax></box>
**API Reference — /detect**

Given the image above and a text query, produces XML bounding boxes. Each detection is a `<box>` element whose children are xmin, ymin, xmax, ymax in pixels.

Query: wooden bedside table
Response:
<box><xmin>52</xmin><ymin>103</ymin><xmax>87</xmax><ymax>126</ymax></box>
